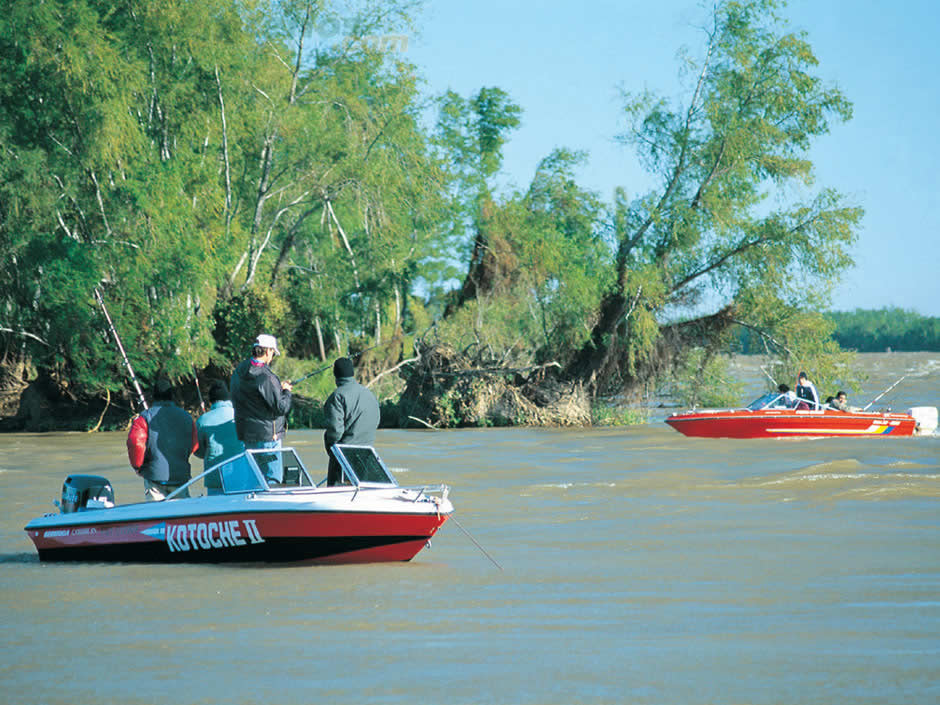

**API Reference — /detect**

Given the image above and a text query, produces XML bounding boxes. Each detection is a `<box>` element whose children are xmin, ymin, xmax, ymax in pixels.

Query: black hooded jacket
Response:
<box><xmin>230</xmin><ymin>358</ymin><xmax>292</xmax><ymax>443</ymax></box>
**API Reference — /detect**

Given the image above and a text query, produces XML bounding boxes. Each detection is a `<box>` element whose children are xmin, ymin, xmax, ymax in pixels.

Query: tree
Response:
<box><xmin>433</xmin><ymin>87</ymin><xmax>522</xmax><ymax>312</ymax></box>
<box><xmin>564</xmin><ymin>0</ymin><xmax>862</xmax><ymax>396</ymax></box>
<box><xmin>0</xmin><ymin>0</ymin><xmax>440</xmax><ymax>408</ymax></box>
<box><xmin>0</xmin><ymin>0</ymin><xmax>249</xmax><ymax>394</ymax></box>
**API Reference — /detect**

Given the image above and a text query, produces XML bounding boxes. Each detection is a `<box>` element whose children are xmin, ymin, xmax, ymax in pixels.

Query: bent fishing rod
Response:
<box><xmin>94</xmin><ymin>287</ymin><xmax>149</xmax><ymax>410</ymax></box>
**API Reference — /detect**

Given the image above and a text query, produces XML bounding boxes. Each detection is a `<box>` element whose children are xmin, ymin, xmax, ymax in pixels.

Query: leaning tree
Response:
<box><xmin>565</xmin><ymin>0</ymin><xmax>862</xmax><ymax>397</ymax></box>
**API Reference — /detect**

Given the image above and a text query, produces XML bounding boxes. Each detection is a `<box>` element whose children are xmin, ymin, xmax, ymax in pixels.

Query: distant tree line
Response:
<box><xmin>736</xmin><ymin>307</ymin><xmax>940</xmax><ymax>353</ymax></box>
<box><xmin>827</xmin><ymin>308</ymin><xmax>940</xmax><ymax>352</ymax></box>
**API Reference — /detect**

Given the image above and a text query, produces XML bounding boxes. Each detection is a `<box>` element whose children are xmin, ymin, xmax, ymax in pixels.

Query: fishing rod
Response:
<box><xmin>193</xmin><ymin>364</ymin><xmax>206</xmax><ymax>413</ymax></box>
<box><xmin>862</xmin><ymin>375</ymin><xmax>907</xmax><ymax>411</ymax></box>
<box><xmin>94</xmin><ymin>287</ymin><xmax>148</xmax><ymax>410</ymax></box>
<box><xmin>290</xmin><ymin>341</ymin><xmax>389</xmax><ymax>386</ymax></box>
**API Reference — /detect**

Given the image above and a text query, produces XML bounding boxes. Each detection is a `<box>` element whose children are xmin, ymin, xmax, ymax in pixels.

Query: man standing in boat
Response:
<box><xmin>795</xmin><ymin>371</ymin><xmax>820</xmax><ymax>408</ymax></box>
<box><xmin>230</xmin><ymin>334</ymin><xmax>293</xmax><ymax>485</ymax></box>
<box><xmin>127</xmin><ymin>378</ymin><xmax>199</xmax><ymax>501</ymax></box>
<box><xmin>323</xmin><ymin>357</ymin><xmax>380</xmax><ymax>486</ymax></box>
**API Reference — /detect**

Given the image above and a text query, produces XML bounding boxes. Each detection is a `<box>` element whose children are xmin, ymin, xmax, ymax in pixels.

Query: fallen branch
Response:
<box><xmin>730</xmin><ymin>318</ymin><xmax>795</xmax><ymax>359</ymax></box>
<box><xmin>407</xmin><ymin>415</ymin><xmax>437</xmax><ymax>429</ymax></box>
<box><xmin>366</xmin><ymin>355</ymin><xmax>420</xmax><ymax>388</ymax></box>
<box><xmin>0</xmin><ymin>327</ymin><xmax>50</xmax><ymax>346</ymax></box>
<box><xmin>88</xmin><ymin>388</ymin><xmax>110</xmax><ymax>433</ymax></box>
<box><xmin>429</xmin><ymin>361</ymin><xmax>561</xmax><ymax>378</ymax></box>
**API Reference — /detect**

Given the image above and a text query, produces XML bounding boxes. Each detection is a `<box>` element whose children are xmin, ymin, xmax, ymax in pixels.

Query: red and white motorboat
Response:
<box><xmin>665</xmin><ymin>391</ymin><xmax>938</xmax><ymax>439</ymax></box>
<box><xmin>24</xmin><ymin>445</ymin><xmax>453</xmax><ymax>564</ymax></box>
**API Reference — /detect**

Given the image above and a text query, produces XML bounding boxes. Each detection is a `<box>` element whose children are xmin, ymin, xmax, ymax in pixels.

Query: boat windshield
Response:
<box><xmin>173</xmin><ymin>447</ymin><xmax>315</xmax><ymax>498</ymax></box>
<box><xmin>218</xmin><ymin>454</ymin><xmax>267</xmax><ymax>493</ymax></box>
<box><xmin>330</xmin><ymin>445</ymin><xmax>398</xmax><ymax>487</ymax></box>
<box><xmin>747</xmin><ymin>392</ymin><xmax>782</xmax><ymax>410</ymax></box>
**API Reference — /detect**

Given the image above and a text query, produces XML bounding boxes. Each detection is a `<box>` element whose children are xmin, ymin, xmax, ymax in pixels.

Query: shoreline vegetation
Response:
<box><xmin>2</xmin><ymin>333</ymin><xmax>936</xmax><ymax>434</ymax></box>
<box><xmin>2</xmin><ymin>2</ymin><xmax>936</xmax><ymax>433</ymax></box>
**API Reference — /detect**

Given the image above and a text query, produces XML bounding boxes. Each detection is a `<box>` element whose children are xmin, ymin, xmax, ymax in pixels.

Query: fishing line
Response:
<box><xmin>450</xmin><ymin>514</ymin><xmax>503</xmax><ymax>571</ymax></box>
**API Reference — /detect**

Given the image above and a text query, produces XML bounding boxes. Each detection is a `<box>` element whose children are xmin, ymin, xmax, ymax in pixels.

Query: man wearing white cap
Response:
<box><xmin>230</xmin><ymin>334</ymin><xmax>293</xmax><ymax>484</ymax></box>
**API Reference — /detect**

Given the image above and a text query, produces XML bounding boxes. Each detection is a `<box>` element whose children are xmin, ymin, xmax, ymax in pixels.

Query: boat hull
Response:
<box><xmin>25</xmin><ymin>493</ymin><xmax>451</xmax><ymax>564</ymax></box>
<box><xmin>665</xmin><ymin>409</ymin><xmax>917</xmax><ymax>439</ymax></box>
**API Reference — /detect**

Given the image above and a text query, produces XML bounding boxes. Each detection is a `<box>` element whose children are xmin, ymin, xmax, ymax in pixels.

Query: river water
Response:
<box><xmin>1</xmin><ymin>353</ymin><xmax>938</xmax><ymax>704</ymax></box>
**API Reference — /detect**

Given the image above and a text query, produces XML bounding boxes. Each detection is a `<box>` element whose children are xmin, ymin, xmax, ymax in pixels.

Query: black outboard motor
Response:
<box><xmin>60</xmin><ymin>475</ymin><xmax>114</xmax><ymax>513</ymax></box>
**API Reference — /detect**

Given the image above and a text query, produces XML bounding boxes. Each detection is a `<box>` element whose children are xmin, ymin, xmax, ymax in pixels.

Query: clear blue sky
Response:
<box><xmin>403</xmin><ymin>0</ymin><xmax>940</xmax><ymax>316</ymax></box>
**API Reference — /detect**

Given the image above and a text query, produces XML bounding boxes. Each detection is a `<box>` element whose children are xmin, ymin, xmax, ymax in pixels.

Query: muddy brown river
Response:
<box><xmin>1</xmin><ymin>353</ymin><xmax>938</xmax><ymax>704</ymax></box>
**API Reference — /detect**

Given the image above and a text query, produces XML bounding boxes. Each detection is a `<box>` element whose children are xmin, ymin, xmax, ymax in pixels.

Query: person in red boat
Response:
<box><xmin>795</xmin><ymin>371</ymin><xmax>819</xmax><ymax>409</ymax></box>
<box><xmin>772</xmin><ymin>384</ymin><xmax>797</xmax><ymax>408</ymax></box>
<box><xmin>830</xmin><ymin>390</ymin><xmax>858</xmax><ymax>412</ymax></box>
<box><xmin>127</xmin><ymin>378</ymin><xmax>199</xmax><ymax>501</ymax></box>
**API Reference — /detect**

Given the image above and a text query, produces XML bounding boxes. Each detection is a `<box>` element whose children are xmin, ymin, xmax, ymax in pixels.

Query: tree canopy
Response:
<box><xmin>0</xmin><ymin>0</ymin><xmax>869</xmax><ymax>427</ymax></box>
<box><xmin>558</xmin><ymin>0</ymin><xmax>863</xmax><ymax>398</ymax></box>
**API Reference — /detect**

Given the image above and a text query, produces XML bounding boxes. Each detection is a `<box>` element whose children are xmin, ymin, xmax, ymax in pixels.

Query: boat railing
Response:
<box><xmin>165</xmin><ymin>445</ymin><xmax>427</xmax><ymax>501</ymax></box>
<box><xmin>749</xmin><ymin>392</ymin><xmax>831</xmax><ymax>412</ymax></box>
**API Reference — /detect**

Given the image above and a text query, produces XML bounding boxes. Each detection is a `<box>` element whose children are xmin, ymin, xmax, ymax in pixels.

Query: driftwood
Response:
<box><xmin>88</xmin><ymin>389</ymin><xmax>111</xmax><ymax>433</ymax></box>
<box><xmin>398</xmin><ymin>343</ymin><xmax>590</xmax><ymax>428</ymax></box>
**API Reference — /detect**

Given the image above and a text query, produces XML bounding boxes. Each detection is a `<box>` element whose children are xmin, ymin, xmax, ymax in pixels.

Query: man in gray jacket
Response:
<box><xmin>323</xmin><ymin>357</ymin><xmax>380</xmax><ymax>485</ymax></box>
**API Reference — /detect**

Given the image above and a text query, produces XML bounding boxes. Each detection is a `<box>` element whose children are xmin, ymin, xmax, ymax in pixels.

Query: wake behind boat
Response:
<box><xmin>665</xmin><ymin>391</ymin><xmax>938</xmax><ymax>439</ymax></box>
<box><xmin>24</xmin><ymin>445</ymin><xmax>453</xmax><ymax>564</ymax></box>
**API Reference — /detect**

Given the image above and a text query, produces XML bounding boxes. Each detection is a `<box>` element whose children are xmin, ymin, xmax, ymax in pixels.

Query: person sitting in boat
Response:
<box><xmin>795</xmin><ymin>371</ymin><xmax>819</xmax><ymax>409</ymax></box>
<box><xmin>830</xmin><ymin>391</ymin><xmax>850</xmax><ymax>412</ymax></box>
<box><xmin>194</xmin><ymin>380</ymin><xmax>244</xmax><ymax>494</ymax></box>
<box><xmin>771</xmin><ymin>384</ymin><xmax>798</xmax><ymax>408</ymax></box>
<box><xmin>127</xmin><ymin>378</ymin><xmax>199</xmax><ymax>501</ymax></box>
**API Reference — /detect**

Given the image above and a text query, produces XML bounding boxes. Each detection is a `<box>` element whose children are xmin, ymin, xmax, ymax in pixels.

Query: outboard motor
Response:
<box><xmin>909</xmin><ymin>406</ymin><xmax>939</xmax><ymax>436</ymax></box>
<box><xmin>60</xmin><ymin>474</ymin><xmax>114</xmax><ymax>513</ymax></box>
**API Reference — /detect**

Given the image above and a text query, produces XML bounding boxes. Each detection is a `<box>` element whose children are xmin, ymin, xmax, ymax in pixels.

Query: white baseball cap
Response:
<box><xmin>254</xmin><ymin>334</ymin><xmax>280</xmax><ymax>355</ymax></box>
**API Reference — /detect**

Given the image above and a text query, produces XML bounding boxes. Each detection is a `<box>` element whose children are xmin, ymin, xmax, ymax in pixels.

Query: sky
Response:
<box><xmin>400</xmin><ymin>0</ymin><xmax>940</xmax><ymax>316</ymax></box>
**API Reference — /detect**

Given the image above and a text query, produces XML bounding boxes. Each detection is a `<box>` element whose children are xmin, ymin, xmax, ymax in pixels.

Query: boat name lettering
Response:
<box><xmin>166</xmin><ymin>519</ymin><xmax>264</xmax><ymax>552</ymax></box>
<box><xmin>43</xmin><ymin>530</ymin><xmax>70</xmax><ymax>538</ymax></box>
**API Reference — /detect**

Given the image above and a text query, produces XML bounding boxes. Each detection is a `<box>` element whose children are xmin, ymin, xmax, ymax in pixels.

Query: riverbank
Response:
<box><xmin>2</xmin><ymin>352</ymin><xmax>937</xmax><ymax>432</ymax></box>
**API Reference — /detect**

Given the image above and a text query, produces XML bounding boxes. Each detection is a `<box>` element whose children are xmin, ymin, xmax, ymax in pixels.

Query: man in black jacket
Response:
<box><xmin>230</xmin><ymin>334</ymin><xmax>292</xmax><ymax>484</ymax></box>
<box><xmin>324</xmin><ymin>357</ymin><xmax>380</xmax><ymax>486</ymax></box>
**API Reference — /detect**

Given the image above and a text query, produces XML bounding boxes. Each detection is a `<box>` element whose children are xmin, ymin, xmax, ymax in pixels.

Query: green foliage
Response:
<box><xmin>735</xmin><ymin>302</ymin><xmax>862</xmax><ymax>396</ymax></box>
<box><xmin>591</xmin><ymin>404</ymin><xmax>649</xmax><ymax>426</ymax></box>
<box><xmin>0</xmin><ymin>0</ymin><xmax>444</xmax><ymax>401</ymax></box>
<box><xmin>213</xmin><ymin>288</ymin><xmax>291</xmax><ymax>363</ymax></box>
<box><xmin>567</xmin><ymin>0</ymin><xmax>863</xmax><ymax>394</ymax></box>
<box><xmin>0</xmin><ymin>0</ymin><xmax>876</xmax><ymax>428</ymax></box>
<box><xmin>671</xmin><ymin>349</ymin><xmax>744</xmax><ymax>408</ymax></box>
<box><xmin>430</xmin><ymin>145</ymin><xmax>611</xmax><ymax>370</ymax></box>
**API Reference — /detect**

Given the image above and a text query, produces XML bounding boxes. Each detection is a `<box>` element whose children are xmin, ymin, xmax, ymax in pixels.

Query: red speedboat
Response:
<box><xmin>24</xmin><ymin>445</ymin><xmax>453</xmax><ymax>564</ymax></box>
<box><xmin>665</xmin><ymin>392</ymin><xmax>936</xmax><ymax>439</ymax></box>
